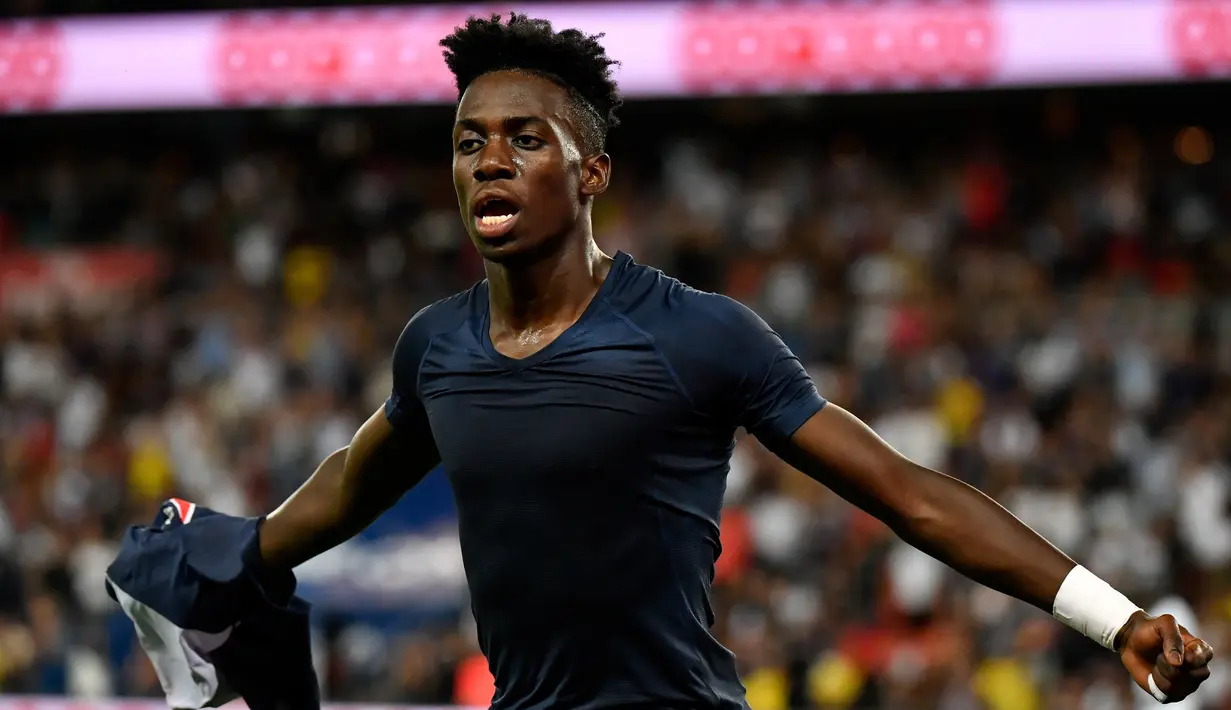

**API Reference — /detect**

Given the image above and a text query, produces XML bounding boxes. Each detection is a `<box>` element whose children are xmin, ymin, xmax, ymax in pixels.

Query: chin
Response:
<box><xmin>469</xmin><ymin>231</ymin><xmax>554</xmax><ymax>265</ymax></box>
<box><xmin>473</xmin><ymin>241</ymin><xmax>518</xmax><ymax>263</ymax></box>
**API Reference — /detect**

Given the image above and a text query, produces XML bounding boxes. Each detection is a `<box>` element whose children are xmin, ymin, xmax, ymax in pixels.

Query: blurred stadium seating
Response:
<box><xmin>3</xmin><ymin>2</ymin><xmax>1231</xmax><ymax>710</ymax></box>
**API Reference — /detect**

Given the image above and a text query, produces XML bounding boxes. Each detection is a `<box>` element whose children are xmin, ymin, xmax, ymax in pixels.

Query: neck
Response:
<box><xmin>485</xmin><ymin>230</ymin><xmax>610</xmax><ymax>333</ymax></box>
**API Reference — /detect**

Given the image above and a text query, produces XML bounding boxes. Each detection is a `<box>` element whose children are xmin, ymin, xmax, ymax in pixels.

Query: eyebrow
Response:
<box><xmin>455</xmin><ymin>116</ymin><xmax>550</xmax><ymax>134</ymax></box>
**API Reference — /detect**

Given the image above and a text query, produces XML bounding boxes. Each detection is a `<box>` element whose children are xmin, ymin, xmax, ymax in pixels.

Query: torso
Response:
<box><xmin>386</xmin><ymin>252</ymin><xmax>825</xmax><ymax>710</ymax></box>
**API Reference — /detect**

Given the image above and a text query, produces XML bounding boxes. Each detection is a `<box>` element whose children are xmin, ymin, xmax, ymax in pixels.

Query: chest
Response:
<box><xmin>419</xmin><ymin>338</ymin><xmax>686</xmax><ymax>490</ymax></box>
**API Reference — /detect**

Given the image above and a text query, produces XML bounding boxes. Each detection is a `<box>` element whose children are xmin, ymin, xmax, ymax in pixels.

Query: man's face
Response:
<box><xmin>452</xmin><ymin>70</ymin><xmax>608</xmax><ymax>262</ymax></box>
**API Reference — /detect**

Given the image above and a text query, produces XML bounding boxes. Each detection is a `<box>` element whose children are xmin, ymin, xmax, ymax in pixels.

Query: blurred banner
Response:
<box><xmin>0</xmin><ymin>701</ymin><xmax>476</xmax><ymax>709</ymax></box>
<box><xmin>294</xmin><ymin>467</ymin><xmax>467</xmax><ymax>615</ymax></box>
<box><xmin>0</xmin><ymin>249</ymin><xmax>164</xmax><ymax>316</ymax></box>
<box><xmin>0</xmin><ymin>0</ymin><xmax>1228</xmax><ymax>113</ymax></box>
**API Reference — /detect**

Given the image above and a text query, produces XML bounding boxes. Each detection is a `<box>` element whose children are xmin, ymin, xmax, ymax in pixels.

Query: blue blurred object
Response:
<box><xmin>294</xmin><ymin>467</ymin><xmax>466</xmax><ymax>619</ymax></box>
<box><xmin>355</xmin><ymin>466</ymin><xmax>456</xmax><ymax>540</ymax></box>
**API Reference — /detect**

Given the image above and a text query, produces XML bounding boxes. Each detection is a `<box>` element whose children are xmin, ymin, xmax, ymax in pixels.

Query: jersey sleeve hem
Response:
<box><xmin>758</xmin><ymin>396</ymin><xmax>827</xmax><ymax>442</ymax></box>
<box><xmin>383</xmin><ymin>392</ymin><xmax>412</xmax><ymax>432</ymax></box>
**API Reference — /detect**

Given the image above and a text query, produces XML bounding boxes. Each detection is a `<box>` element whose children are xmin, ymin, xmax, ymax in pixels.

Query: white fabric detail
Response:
<box><xmin>108</xmin><ymin>576</ymin><xmax>236</xmax><ymax>709</ymax></box>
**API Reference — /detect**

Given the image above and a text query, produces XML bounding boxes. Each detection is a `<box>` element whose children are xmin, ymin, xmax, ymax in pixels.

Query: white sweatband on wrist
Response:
<box><xmin>1052</xmin><ymin>565</ymin><xmax>1142</xmax><ymax>651</ymax></box>
<box><xmin>1148</xmin><ymin>674</ymin><xmax>1169</xmax><ymax>703</ymax></box>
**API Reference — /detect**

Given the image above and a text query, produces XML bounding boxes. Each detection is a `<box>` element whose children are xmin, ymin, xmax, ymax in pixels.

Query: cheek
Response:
<box><xmin>530</xmin><ymin>159</ymin><xmax>580</xmax><ymax>211</ymax></box>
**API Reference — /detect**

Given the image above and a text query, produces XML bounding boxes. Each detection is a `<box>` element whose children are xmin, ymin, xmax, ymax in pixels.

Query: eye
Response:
<box><xmin>457</xmin><ymin>138</ymin><xmax>482</xmax><ymax>153</ymax></box>
<box><xmin>512</xmin><ymin>135</ymin><xmax>545</xmax><ymax>150</ymax></box>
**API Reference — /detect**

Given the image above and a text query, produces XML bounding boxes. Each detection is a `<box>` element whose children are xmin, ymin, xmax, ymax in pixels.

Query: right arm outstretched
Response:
<box><xmin>258</xmin><ymin>303</ymin><xmax>444</xmax><ymax>571</ymax></box>
<box><xmin>257</xmin><ymin>406</ymin><xmax>440</xmax><ymax>570</ymax></box>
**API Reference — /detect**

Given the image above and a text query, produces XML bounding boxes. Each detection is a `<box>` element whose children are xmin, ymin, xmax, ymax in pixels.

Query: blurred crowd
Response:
<box><xmin>2</xmin><ymin>84</ymin><xmax>1231</xmax><ymax>710</ymax></box>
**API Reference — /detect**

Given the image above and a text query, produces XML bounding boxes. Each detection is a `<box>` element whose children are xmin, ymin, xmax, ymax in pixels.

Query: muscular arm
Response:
<box><xmin>722</xmin><ymin>293</ymin><xmax>1212</xmax><ymax>697</ymax></box>
<box><xmin>772</xmin><ymin>403</ymin><xmax>1075</xmax><ymax>614</ymax></box>
<box><xmin>694</xmin><ymin>293</ymin><xmax>1077</xmax><ymax>613</ymax></box>
<box><xmin>258</xmin><ymin>407</ymin><xmax>441</xmax><ymax>570</ymax></box>
<box><xmin>772</xmin><ymin>400</ymin><xmax>1220</xmax><ymax>701</ymax></box>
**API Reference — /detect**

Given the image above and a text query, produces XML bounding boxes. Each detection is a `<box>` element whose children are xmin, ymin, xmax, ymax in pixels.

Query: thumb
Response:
<box><xmin>1157</xmin><ymin>614</ymin><xmax>1184</xmax><ymax>667</ymax></box>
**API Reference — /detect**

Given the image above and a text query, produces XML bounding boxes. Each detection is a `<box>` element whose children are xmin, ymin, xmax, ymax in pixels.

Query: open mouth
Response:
<box><xmin>473</xmin><ymin>198</ymin><xmax>521</xmax><ymax>239</ymax></box>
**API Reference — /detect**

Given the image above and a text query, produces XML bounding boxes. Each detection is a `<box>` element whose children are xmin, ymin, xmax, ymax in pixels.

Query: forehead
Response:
<box><xmin>455</xmin><ymin>70</ymin><xmax>572</xmax><ymax>127</ymax></box>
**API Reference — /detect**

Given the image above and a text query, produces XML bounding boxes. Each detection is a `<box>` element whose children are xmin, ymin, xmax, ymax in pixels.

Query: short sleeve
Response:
<box><xmin>730</xmin><ymin>306</ymin><xmax>826</xmax><ymax>441</ymax></box>
<box><xmin>383</xmin><ymin>306</ymin><xmax>434</xmax><ymax>435</ymax></box>
<box><xmin>687</xmin><ymin>294</ymin><xmax>826</xmax><ymax>442</ymax></box>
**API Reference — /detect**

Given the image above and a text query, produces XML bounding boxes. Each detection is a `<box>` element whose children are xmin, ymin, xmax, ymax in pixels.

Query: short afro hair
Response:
<box><xmin>440</xmin><ymin>13</ymin><xmax>622</xmax><ymax>154</ymax></box>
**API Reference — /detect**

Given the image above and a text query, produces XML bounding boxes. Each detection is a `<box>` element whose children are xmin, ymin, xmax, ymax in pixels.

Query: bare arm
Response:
<box><xmin>715</xmin><ymin>289</ymin><xmax>1212</xmax><ymax>699</ymax></box>
<box><xmin>773</xmin><ymin>403</ymin><xmax>1074</xmax><ymax>613</ymax></box>
<box><xmin>258</xmin><ymin>407</ymin><xmax>441</xmax><ymax>570</ymax></box>
<box><xmin>772</xmin><ymin>402</ymin><xmax>1219</xmax><ymax>699</ymax></box>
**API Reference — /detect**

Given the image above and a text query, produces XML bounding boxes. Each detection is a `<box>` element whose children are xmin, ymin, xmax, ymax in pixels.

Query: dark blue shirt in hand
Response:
<box><xmin>385</xmin><ymin>252</ymin><xmax>826</xmax><ymax>710</ymax></box>
<box><xmin>106</xmin><ymin>499</ymin><xmax>319</xmax><ymax>710</ymax></box>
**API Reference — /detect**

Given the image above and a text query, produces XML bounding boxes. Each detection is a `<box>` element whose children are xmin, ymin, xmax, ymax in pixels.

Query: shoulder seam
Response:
<box><xmin>602</xmin><ymin>295</ymin><xmax>708</xmax><ymax>418</ymax></box>
<box><xmin>411</xmin><ymin>288</ymin><xmax>480</xmax><ymax>401</ymax></box>
<box><xmin>745</xmin><ymin>349</ymin><xmax>788</xmax><ymax>418</ymax></box>
<box><xmin>414</xmin><ymin>334</ymin><xmax>441</xmax><ymax>402</ymax></box>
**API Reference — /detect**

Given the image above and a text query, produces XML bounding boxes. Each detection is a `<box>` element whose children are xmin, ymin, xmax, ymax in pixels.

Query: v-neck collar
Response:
<box><xmin>479</xmin><ymin>251</ymin><xmax>631</xmax><ymax>371</ymax></box>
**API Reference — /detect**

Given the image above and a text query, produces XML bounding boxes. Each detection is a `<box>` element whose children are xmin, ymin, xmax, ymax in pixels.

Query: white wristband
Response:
<box><xmin>1052</xmin><ymin>565</ymin><xmax>1141</xmax><ymax>651</ymax></box>
<box><xmin>1148</xmin><ymin>674</ymin><xmax>1169</xmax><ymax>703</ymax></box>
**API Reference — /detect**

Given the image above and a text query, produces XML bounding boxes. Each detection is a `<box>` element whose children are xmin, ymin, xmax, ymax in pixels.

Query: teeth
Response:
<box><xmin>480</xmin><ymin>214</ymin><xmax>514</xmax><ymax>225</ymax></box>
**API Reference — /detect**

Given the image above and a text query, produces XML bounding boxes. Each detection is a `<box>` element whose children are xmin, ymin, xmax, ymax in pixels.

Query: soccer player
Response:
<box><xmin>255</xmin><ymin>14</ymin><xmax>1213</xmax><ymax>709</ymax></box>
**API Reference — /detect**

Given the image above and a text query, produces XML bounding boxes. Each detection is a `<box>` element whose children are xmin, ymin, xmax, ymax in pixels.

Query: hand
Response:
<box><xmin>1117</xmin><ymin>610</ymin><xmax>1215</xmax><ymax>703</ymax></box>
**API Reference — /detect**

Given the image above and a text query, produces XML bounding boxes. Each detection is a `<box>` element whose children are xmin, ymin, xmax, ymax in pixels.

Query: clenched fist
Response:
<box><xmin>1117</xmin><ymin>611</ymin><xmax>1215</xmax><ymax>703</ymax></box>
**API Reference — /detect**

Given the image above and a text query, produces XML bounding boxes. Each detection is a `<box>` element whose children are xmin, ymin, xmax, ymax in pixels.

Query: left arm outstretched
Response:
<box><xmin>770</xmin><ymin>403</ymin><xmax>1214</xmax><ymax>704</ymax></box>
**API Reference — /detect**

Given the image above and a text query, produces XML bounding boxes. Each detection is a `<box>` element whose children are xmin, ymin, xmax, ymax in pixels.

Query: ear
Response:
<box><xmin>580</xmin><ymin>153</ymin><xmax>611</xmax><ymax>197</ymax></box>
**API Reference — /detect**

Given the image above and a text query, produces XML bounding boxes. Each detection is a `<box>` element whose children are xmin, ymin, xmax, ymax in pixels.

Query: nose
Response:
<box><xmin>473</xmin><ymin>140</ymin><xmax>516</xmax><ymax>182</ymax></box>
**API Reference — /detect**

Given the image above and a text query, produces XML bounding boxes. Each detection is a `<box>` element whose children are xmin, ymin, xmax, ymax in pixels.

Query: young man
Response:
<box><xmin>257</xmin><ymin>14</ymin><xmax>1213</xmax><ymax>710</ymax></box>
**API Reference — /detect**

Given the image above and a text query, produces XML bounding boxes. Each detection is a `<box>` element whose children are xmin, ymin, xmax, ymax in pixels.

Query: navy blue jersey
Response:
<box><xmin>384</xmin><ymin>252</ymin><xmax>826</xmax><ymax>710</ymax></box>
